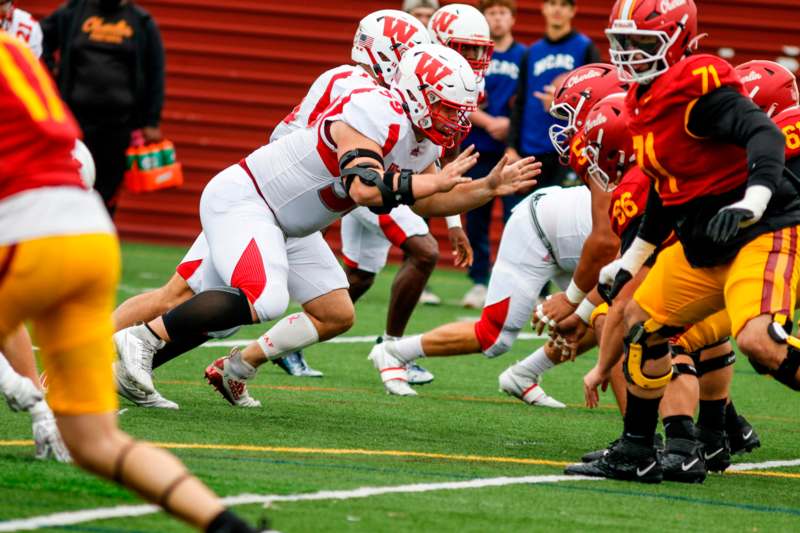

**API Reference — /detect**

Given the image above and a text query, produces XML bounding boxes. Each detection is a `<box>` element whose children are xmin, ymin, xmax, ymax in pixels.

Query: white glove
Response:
<box><xmin>30</xmin><ymin>401</ymin><xmax>71</xmax><ymax>463</ymax></box>
<box><xmin>599</xmin><ymin>237</ymin><xmax>657</xmax><ymax>287</ymax></box>
<box><xmin>0</xmin><ymin>356</ymin><xmax>43</xmax><ymax>412</ymax></box>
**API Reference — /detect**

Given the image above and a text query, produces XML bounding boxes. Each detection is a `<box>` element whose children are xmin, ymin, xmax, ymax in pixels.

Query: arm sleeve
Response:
<box><xmin>507</xmin><ymin>49</ymin><xmax>528</xmax><ymax>152</ymax></box>
<box><xmin>687</xmin><ymin>86</ymin><xmax>786</xmax><ymax>194</ymax></box>
<box><xmin>143</xmin><ymin>17</ymin><xmax>165</xmax><ymax>128</ymax></box>
<box><xmin>636</xmin><ymin>181</ymin><xmax>673</xmax><ymax>246</ymax></box>
<box><xmin>584</xmin><ymin>41</ymin><xmax>602</xmax><ymax>64</ymax></box>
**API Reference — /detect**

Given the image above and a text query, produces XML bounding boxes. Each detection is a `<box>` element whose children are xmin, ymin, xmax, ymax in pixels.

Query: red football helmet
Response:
<box><xmin>736</xmin><ymin>60</ymin><xmax>799</xmax><ymax>118</ymax></box>
<box><xmin>606</xmin><ymin>0</ymin><xmax>698</xmax><ymax>84</ymax></box>
<box><xmin>583</xmin><ymin>94</ymin><xmax>635</xmax><ymax>191</ymax></box>
<box><xmin>549</xmin><ymin>63</ymin><xmax>629</xmax><ymax>162</ymax></box>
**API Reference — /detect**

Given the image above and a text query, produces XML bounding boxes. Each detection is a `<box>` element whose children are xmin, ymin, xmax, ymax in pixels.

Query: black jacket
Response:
<box><xmin>41</xmin><ymin>0</ymin><xmax>165</xmax><ymax>128</ymax></box>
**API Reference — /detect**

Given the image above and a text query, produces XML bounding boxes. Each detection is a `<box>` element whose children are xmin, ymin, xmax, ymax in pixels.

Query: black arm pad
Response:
<box><xmin>339</xmin><ymin>148</ymin><xmax>384</xmax><ymax>171</ymax></box>
<box><xmin>341</xmin><ymin>164</ymin><xmax>398</xmax><ymax>212</ymax></box>
<box><xmin>396</xmin><ymin>170</ymin><xmax>415</xmax><ymax>205</ymax></box>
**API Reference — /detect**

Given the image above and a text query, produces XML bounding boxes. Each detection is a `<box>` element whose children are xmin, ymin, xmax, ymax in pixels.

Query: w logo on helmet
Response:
<box><xmin>431</xmin><ymin>11</ymin><xmax>457</xmax><ymax>34</ymax></box>
<box><xmin>416</xmin><ymin>52</ymin><xmax>453</xmax><ymax>88</ymax></box>
<box><xmin>382</xmin><ymin>16</ymin><xmax>418</xmax><ymax>44</ymax></box>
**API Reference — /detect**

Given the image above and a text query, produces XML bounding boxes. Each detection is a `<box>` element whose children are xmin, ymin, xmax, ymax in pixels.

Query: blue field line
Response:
<box><xmin>184</xmin><ymin>452</ymin><xmax>480</xmax><ymax>481</ymax></box>
<box><xmin>551</xmin><ymin>483</ymin><xmax>800</xmax><ymax>517</ymax></box>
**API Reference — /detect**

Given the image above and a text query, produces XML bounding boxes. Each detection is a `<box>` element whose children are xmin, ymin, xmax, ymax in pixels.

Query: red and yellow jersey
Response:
<box><xmin>609</xmin><ymin>166</ymin><xmax>649</xmax><ymax>239</ymax></box>
<box><xmin>0</xmin><ymin>32</ymin><xmax>81</xmax><ymax>201</ymax></box>
<box><xmin>775</xmin><ymin>105</ymin><xmax>800</xmax><ymax>161</ymax></box>
<box><xmin>568</xmin><ymin>129</ymin><xmax>590</xmax><ymax>184</ymax></box>
<box><xmin>625</xmin><ymin>54</ymin><xmax>748</xmax><ymax>207</ymax></box>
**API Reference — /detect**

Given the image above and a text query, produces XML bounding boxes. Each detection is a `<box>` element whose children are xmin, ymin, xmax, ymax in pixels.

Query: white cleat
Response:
<box><xmin>406</xmin><ymin>362</ymin><xmax>434</xmax><ymax>385</ymax></box>
<box><xmin>461</xmin><ymin>284</ymin><xmax>487</xmax><ymax>309</ymax></box>
<box><xmin>498</xmin><ymin>366</ymin><xmax>565</xmax><ymax>408</ymax></box>
<box><xmin>205</xmin><ymin>352</ymin><xmax>262</xmax><ymax>407</ymax></box>
<box><xmin>368</xmin><ymin>344</ymin><xmax>417</xmax><ymax>396</ymax></box>
<box><xmin>419</xmin><ymin>287</ymin><xmax>442</xmax><ymax>306</ymax></box>
<box><xmin>113</xmin><ymin>324</ymin><xmax>164</xmax><ymax>394</ymax></box>
<box><xmin>115</xmin><ymin>364</ymin><xmax>179</xmax><ymax>409</ymax></box>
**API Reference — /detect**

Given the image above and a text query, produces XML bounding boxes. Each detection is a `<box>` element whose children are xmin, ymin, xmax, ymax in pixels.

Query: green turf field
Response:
<box><xmin>1</xmin><ymin>241</ymin><xmax>799</xmax><ymax>532</ymax></box>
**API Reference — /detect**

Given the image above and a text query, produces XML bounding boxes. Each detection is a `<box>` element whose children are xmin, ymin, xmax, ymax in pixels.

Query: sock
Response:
<box><xmin>152</xmin><ymin>335</ymin><xmax>210</xmax><ymax>370</ymax></box>
<box><xmin>622</xmin><ymin>391</ymin><xmax>661</xmax><ymax>447</ymax></box>
<box><xmin>162</xmin><ymin>288</ymin><xmax>253</xmax><ymax>343</ymax></box>
<box><xmin>383</xmin><ymin>333</ymin><xmax>400</xmax><ymax>342</ymax></box>
<box><xmin>697</xmin><ymin>399</ymin><xmax>727</xmax><ymax>433</ymax></box>
<box><xmin>256</xmin><ymin>312</ymin><xmax>319</xmax><ymax>360</ymax></box>
<box><xmin>663</xmin><ymin>415</ymin><xmax>695</xmax><ymax>441</ymax></box>
<box><xmin>385</xmin><ymin>334</ymin><xmax>424</xmax><ymax>364</ymax></box>
<box><xmin>143</xmin><ymin>322</ymin><xmax>163</xmax><ymax>342</ymax></box>
<box><xmin>724</xmin><ymin>400</ymin><xmax>740</xmax><ymax>435</ymax></box>
<box><xmin>228</xmin><ymin>349</ymin><xmax>257</xmax><ymax>380</ymax></box>
<box><xmin>206</xmin><ymin>509</ymin><xmax>256</xmax><ymax>533</ymax></box>
<box><xmin>516</xmin><ymin>346</ymin><xmax>554</xmax><ymax>377</ymax></box>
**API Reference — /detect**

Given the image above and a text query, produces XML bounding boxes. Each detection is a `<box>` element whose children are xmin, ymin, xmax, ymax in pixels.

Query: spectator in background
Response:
<box><xmin>403</xmin><ymin>0</ymin><xmax>438</xmax><ymax>27</ymax></box>
<box><xmin>1</xmin><ymin>1</ymin><xmax>43</xmax><ymax>57</ymax></box>
<box><xmin>42</xmin><ymin>0</ymin><xmax>165</xmax><ymax>216</ymax></box>
<box><xmin>507</xmin><ymin>0</ymin><xmax>600</xmax><ymax>189</ymax></box>
<box><xmin>460</xmin><ymin>0</ymin><xmax>526</xmax><ymax>309</ymax></box>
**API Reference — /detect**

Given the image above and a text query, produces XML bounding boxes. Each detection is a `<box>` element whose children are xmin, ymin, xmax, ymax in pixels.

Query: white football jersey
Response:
<box><xmin>2</xmin><ymin>7</ymin><xmax>42</xmax><ymax>58</ymax></box>
<box><xmin>245</xmin><ymin>87</ymin><xmax>440</xmax><ymax>237</ymax></box>
<box><xmin>269</xmin><ymin>64</ymin><xmax>376</xmax><ymax>143</ymax></box>
<box><xmin>525</xmin><ymin>186</ymin><xmax>592</xmax><ymax>272</ymax></box>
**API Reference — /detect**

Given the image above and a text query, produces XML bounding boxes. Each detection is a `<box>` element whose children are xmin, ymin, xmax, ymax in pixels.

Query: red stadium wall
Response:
<box><xmin>22</xmin><ymin>0</ymin><xmax>800</xmax><ymax>265</ymax></box>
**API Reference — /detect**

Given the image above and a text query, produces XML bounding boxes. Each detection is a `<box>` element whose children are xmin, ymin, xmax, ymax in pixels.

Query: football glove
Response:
<box><xmin>0</xmin><ymin>356</ymin><xmax>42</xmax><ymax>412</ymax></box>
<box><xmin>707</xmin><ymin>185</ymin><xmax>772</xmax><ymax>244</ymax></box>
<box><xmin>597</xmin><ymin>237</ymin><xmax>656</xmax><ymax>304</ymax></box>
<box><xmin>30</xmin><ymin>401</ymin><xmax>71</xmax><ymax>463</ymax></box>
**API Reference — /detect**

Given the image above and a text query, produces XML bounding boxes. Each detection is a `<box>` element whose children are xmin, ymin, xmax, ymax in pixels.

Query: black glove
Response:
<box><xmin>706</xmin><ymin>208</ymin><xmax>754</xmax><ymax>244</ymax></box>
<box><xmin>598</xmin><ymin>269</ymin><xmax>633</xmax><ymax>305</ymax></box>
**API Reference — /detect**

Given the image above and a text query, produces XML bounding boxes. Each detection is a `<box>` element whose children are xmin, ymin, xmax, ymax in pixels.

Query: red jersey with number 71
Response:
<box><xmin>0</xmin><ymin>32</ymin><xmax>81</xmax><ymax>201</ymax></box>
<box><xmin>624</xmin><ymin>54</ymin><xmax>749</xmax><ymax>207</ymax></box>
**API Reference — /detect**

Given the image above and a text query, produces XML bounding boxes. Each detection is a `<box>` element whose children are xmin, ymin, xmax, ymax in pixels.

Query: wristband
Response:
<box><xmin>565</xmin><ymin>279</ymin><xmax>587</xmax><ymax>305</ymax></box>
<box><xmin>445</xmin><ymin>215</ymin><xmax>462</xmax><ymax>229</ymax></box>
<box><xmin>575</xmin><ymin>298</ymin><xmax>597</xmax><ymax>325</ymax></box>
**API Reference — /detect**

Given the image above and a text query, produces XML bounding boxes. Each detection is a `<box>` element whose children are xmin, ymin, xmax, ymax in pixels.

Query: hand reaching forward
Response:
<box><xmin>432</xmin><ymin>144</ymin><xmax>479</xmax><ymax>193</ymax></box>
<box><xmin>486</xmin><ymin>155</ymin><xmax>541</xmax><ymax>196</ymax></box>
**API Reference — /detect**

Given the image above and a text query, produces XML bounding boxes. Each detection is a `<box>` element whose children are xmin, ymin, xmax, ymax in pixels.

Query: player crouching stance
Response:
<box><xmin>566</xmin><ymin>0</ymin><xmax>800</xmax><ymax>484</ymax></box>
<box><xmin>114</xmin><ymin>44</ymin><xmax>540</xmax><ymax>405</ymax></box>
<box><xmin>0</xmin><ymin>32</ymin><xmax>259</xmax><ymax>531</ymax></box>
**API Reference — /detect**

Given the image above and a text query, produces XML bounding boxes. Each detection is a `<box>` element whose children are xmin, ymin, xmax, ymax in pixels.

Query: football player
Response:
<box><xmin>0</xmin><ymin>31</ymin><xmax>261</xmax><ymax>532</ymax></box>
<box><xmin>114</xmin><ymin>44</ymin><xmax>540</xmax><ymax>407</ymax></box>
<box><xmin>1</xmin><ymin>1</ymin><xmax>42</xmax><ymax>57</ymax></box>
<box><xmin>567</xmin><ymin>0</ymin><xmax>800</xmax><ymax>484</ymax></box>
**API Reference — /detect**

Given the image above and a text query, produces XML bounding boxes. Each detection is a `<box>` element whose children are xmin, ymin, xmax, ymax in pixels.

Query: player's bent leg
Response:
<box><xmin>737</xmin><ymin>314</ymin><xmax>800</xmax><ymax>390</ymax></box>
<box><xmin>113</xmin><ymin>273</ymin><xmax>195</xmax><ymax>331</ymax></box>
<box><xmin>345</xmin><ymin>265</ymin><xmax>376</xmax><ymax>302</ymax></box>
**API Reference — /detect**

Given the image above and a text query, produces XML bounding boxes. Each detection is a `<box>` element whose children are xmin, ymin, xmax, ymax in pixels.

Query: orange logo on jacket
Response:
<box><xmin>82</xmin><ymin>16</ymin><xmax>133</xmax><ymax>44</ymax></box>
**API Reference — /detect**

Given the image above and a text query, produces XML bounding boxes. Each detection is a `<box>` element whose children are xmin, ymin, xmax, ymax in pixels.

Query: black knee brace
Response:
<box><xmin>773</xmin><ymin>349</ymin><xmax>800</xmax><ymax>391</ymax></box>
<box><xmin>691</xmin><ymin>350</ymin><xmax>736</xmax><ymax>377</ymax></box>
<box><xmin>671</xmin><ymin>362</ymin><xmax>698</xmax><ymax>380</ymax></box>
<box><xmin>623</xmin><ymin>320</ymin><xmax>681</xmax><ymax>389</ymax></box>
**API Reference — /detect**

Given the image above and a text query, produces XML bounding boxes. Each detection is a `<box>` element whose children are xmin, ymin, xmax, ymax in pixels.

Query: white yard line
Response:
<box><xmin>203</xmin><ymin>331</ymin><xmax>547</xmax><ymax>348</ymax></box>
<box><xmin>0</xmin><ymin>474</ymin><xmax>597</xmax><ymax>531</ymax></box>
<box><xmin>729</xmin><ymin>458</ymin><xmax>800</xmax><ymax>471</ymax></box>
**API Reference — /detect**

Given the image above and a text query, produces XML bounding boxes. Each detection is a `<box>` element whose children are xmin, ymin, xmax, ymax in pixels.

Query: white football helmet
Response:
<box><xmin>351</xmin><ymin>9</ymin><xmax>431</xmax><ymax>87</ymax></box>
<box><xmin>72</xmin><ymin>139</ymin><xmax>96</xmax><ymax>188</ymax></box>
<box><xmin>428</xmin><ymin>3</ymin><xmax>493</xmax><ymax>76</ymax></box>
<box><xmin>391</xmin><ymin>43</ymin><xmax>478</xmax><ymax>148</ymax></box>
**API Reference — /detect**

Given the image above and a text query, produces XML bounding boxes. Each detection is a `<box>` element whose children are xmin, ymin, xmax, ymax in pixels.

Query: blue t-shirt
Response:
<box><xmin>462</xmin><ymin>41</ymin><xmax>526</xmax><ymax>155</ymax></box>
<box><xmin>519</xmin><ymin>31</ymin><xmax>596</xmax><ymax>156</ymax></box>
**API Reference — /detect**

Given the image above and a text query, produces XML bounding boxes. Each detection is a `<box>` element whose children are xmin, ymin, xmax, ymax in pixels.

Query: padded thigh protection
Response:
<box><xmin>623</xmin><ymin>320</ymin><xmax>677</xmax><ymax>389</ymax></box>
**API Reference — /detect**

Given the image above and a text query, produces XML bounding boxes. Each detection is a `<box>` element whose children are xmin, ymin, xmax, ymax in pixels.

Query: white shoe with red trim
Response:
<box><xmin>368</xmin><ymin>343</ymin><xmax>417</xmax><ymax>396</ymax></box>
<box><xmin>498</xmin><ymin>365</ymin><xmax>565</xmax><ymax>408</ymax></box>
<box><xmin>205</xmin><ymin>351</ymin><xmax>262</xmax><ymax>407</ymax></box>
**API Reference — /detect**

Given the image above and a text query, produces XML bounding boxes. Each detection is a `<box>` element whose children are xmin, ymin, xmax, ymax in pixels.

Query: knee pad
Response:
<box><xmin>481</xmin><ymin>332</ymin><xmax>515</xmax><ymax>358</ymax></box>
<box><xmin>691</xmin><ymin>350</ymin><xmax>736</xmax><ymax>377</ymax></box>
<box><xmin>671</xmin><ymin>362</ymin><xmax>698</xmax><ymax>380</ymax></box>
<box><xmin>253</xmin><ymin>288</ymin><xmax>290</xmax><ymax>322</ymax></box>
<box><xmin>772</xmin><ymin>349</ymin><xmax>800</xmax><ymax>391</ymax></box>
<box><xmin>623</xmin><ymin>320</ymin><xmax>677</xmax><ymax>390</ymax></box>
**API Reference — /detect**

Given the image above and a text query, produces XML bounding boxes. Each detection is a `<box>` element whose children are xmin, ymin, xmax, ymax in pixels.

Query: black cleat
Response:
<box><xmin>660</xmin><ymin>438</ymin><xmax>707</xmax><ymax>483</ymax></box>
<box><xmin>566</xmin><ymin>438</ymin><xmax>663</xmax><ymax>483</ymax></box>
<box><xmin>697</xmin><ymin>426</ymin><xmax>731</xmax><ymax>472</ymax></box>
<box><xmin>581</xmin><ymin>433</ymin><xmax>663</xmax><ymax>463</ymax></box>
<box><xmin>728</xmin><ymin>415</ymin><xmax>761</xmax><ymax>455</ymax></box>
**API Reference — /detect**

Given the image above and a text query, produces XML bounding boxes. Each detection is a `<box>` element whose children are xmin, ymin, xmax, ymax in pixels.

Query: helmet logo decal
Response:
<box><xmin>660</xmin><ymin>0</ymin><xmax>686</xmax><ymax>13</ymax></box>
<box><xmin>416</xmin><ymin>52</ymin><xmax>454</xmax><ymax>88</ymax></box>
<box><xmin>431</xmin><ymin>11</ymin><xmax>458</xmax><ymax>34</ymax></box>
<box><xmin>382</xmin><ymin>16</ymin><xmax>418</xmax><ymax>44</ymax></box>
<box><xmin>585</xmin><ymin>112</ymin><xmax>609</xmax><ymax>132</ymax></box>
<box><xmin>566</xmin><ymin>68</ymin><xmax>603</xmax><ymax>89</ymax></box>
